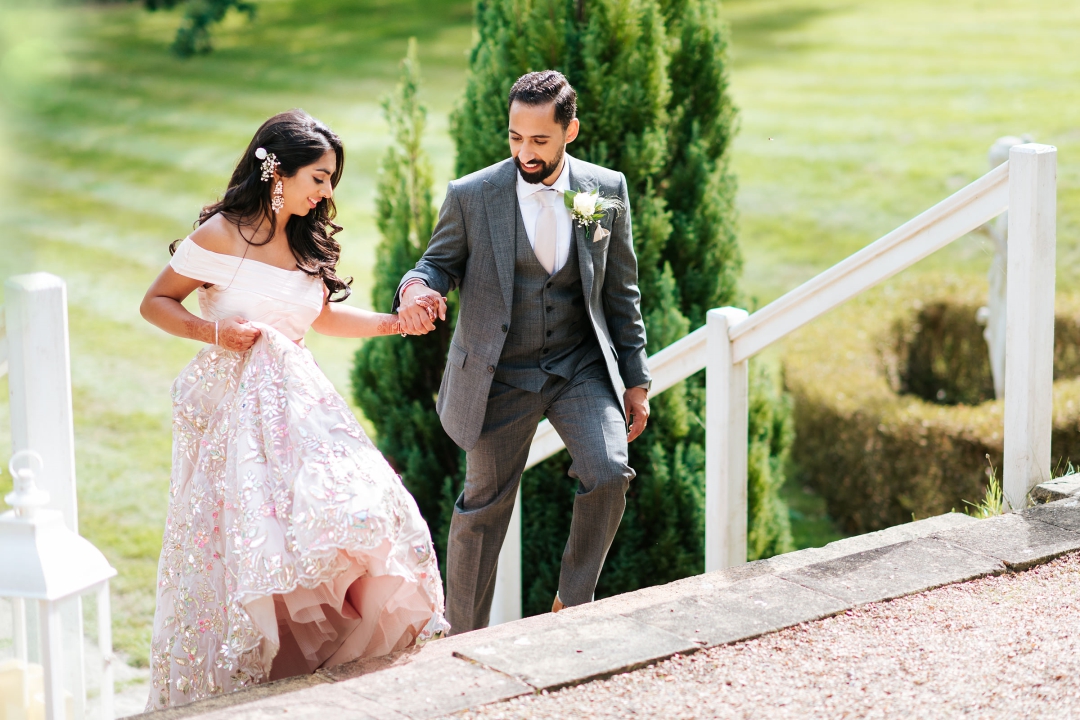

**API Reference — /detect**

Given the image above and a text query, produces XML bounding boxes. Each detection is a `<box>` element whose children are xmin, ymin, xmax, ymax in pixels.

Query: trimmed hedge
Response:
<box><xmin>785</xmin><ymin>274</ymin><xmax>1080</xmax><ymax>534</ymax></box>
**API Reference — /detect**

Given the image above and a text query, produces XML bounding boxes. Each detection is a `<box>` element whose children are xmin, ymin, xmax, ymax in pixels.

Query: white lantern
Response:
<box><xmin>0</xmin><ymin>451</ymin><xmax>117</xmax><ymax>720</ymax></box>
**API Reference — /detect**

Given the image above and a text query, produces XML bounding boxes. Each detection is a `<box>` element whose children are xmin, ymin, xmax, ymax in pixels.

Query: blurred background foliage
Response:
<box><xmin>356</xmin><ymin>0</ymin><xmax>793</xmax><ymax>620</ymax></box>
<box><xmin>138</xmin><ymin>0</ymin><xmax>257</xmax><ymax>57</ymax></box>
<box><xmin>0</xmin><ymin>0</ymin><xmax>1077</xmax><ymax>665</ymax></box>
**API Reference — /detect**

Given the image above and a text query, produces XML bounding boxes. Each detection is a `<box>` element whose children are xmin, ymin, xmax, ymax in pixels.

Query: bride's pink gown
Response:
<box><xmin>146</xmin><ymin>239</ymin><xmax>448</xmax><ymax>710</ymax></box>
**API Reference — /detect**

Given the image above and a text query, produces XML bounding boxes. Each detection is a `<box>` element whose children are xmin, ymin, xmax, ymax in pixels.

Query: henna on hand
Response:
<box><xmin>219</xmin><ymin>324</ymin><xmax>239</xmax><ymax>350</ymax></box>
<box><xmin>184</xmin><ymin>317</ymin><xmax>213</xmax><ymax>344</ymax></box>
<box><xmin>376</xmin><ymin>314</ymin><xmax>404</xmax><ymax>336</ymax></box>
<box><xmin>414</xmin><ymin>294</ymin><xmax>441</xmax><ymax>322</ymax></box>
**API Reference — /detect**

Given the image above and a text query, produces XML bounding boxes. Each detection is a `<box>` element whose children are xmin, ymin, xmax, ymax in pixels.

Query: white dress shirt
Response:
<box><xmin>516</xmin><ymin>160</ymin><xmax>572</xmax><ymax>274</ymax></box>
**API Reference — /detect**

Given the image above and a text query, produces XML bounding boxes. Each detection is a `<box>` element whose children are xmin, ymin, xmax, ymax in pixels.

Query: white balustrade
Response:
<box><xmin>1003</xmin><ymin>144</ymin><xmax>1057</xmax><ymax>509</ymax></box>
<box><xmin>5</xmin><ymin>273</ymin><xmax>79</xmax><ymax>533</ymax></box>
<box><xmin>489</xmin><ymin>143</ymin><xmax>1058</xmax><ymax>626</ymax></box>
<box><xmin>705</xmin><ymin>308</ymin><xmax>749</xmax><ymax>572</ymax></box>
<box><xmin>2</xmin><ymin>273</ymin><xmax>112</xmax><ymax>718</ymax></box>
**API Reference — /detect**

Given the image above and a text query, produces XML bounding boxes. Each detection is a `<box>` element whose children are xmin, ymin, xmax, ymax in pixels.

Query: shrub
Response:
<box><xmin>351</xmin><ymin>42</ymin><xmax>463</xmax><ymax>568</ymax></box>
<box><xmin>786</xmin><ymin>273</ymin><xmax>1080</xmax><ymax>534</ymax></box>
<box><xmin>451</xmin><ymin>0</ymin><xmax>793</xmax><ymax>616</ymax></box>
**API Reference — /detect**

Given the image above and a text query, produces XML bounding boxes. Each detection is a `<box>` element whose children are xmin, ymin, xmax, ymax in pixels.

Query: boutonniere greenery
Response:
<box><xmin>564</xmin><ymin>189</ymin><xmax>624</xmax><ymax>242</ymax></box>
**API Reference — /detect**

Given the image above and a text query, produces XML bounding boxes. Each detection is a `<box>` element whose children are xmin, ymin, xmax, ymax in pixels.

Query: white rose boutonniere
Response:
<box><xmin>564</xmin><ymin>188</ymin><xmax>624</xmax><ymax>242</ymax></box>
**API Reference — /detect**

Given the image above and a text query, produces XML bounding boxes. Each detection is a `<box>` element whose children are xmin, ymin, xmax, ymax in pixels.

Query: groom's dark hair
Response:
<box><xmin>508</xmin><ymin>71</ymin><xmax>577</xmax><ymax>129</ymax></box>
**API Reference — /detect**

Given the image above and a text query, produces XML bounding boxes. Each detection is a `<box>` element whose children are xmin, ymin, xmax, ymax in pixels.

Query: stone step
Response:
<box><xmin>134</xmin><ymin>500</ymin><xmax>1080</xmax><ymax>720</ymax></box>
<box><xmin>1031</xmin><ymin>472</ymin><xmax>1080</xmax><ymax>503</ymax></box>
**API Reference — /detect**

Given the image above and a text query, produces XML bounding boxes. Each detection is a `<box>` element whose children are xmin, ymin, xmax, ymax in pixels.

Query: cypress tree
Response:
<box><xmin>352</xmin><ymin>40</ymin><xmax>463</xmax><ymax>565</ymax></box>
<box><xmin>451</xmin><ymin>0</ymin><xmax>793</xmax><ymax>614</ymax></box>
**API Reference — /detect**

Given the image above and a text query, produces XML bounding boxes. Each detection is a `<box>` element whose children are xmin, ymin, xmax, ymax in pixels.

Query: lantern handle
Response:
<box><xmin>6</xmin><ymin>450</ymin><xmax>48</xmax><ymax>518</ymax></box>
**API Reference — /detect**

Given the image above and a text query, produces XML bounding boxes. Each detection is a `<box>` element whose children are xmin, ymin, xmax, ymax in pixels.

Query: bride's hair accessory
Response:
<box><xmin>214</xmin><ymin>320</ymin><xmax>219</xmax><ymax>347</ymax></box>
<box><xmin>256</xmin><ymin>147</ymin><xmax>279</xmax><ymax>182</ymax></box>
<box><xmin>271</xmin><ymin>180</ymin><xmax>285</xmax><ymax>214</ymax></box>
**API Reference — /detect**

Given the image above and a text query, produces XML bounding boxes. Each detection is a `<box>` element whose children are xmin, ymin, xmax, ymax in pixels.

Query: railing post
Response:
<box><xmin>705</xmin><ymin>307</ymin><xmax>749</xmax><ymax>572</ymax></box>
<box><xmin>5</xmin><ymin>272</ymin><xmax>87</xmax><ymax>715</ymax></box>
<box><xmin>1003</xmin><ymin>143</ymin><xmax>1057</xmax><ymax>510</ymax></box>
<box><xmin>489</xmin><ymin>486</ymin><xmax>522</xmax><ymax>625</ymax></box>
<box><xmin>5</xmin><ymin>273</ymin><xmax>78</xmax><ymax>531</ymax></box>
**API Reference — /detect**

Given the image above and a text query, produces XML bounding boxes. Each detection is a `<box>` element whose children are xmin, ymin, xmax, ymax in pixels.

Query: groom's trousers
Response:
<box><xmin>445</xmin><ymin>361</ymin><xmax>634</xmax><ymax>634</ymax></box>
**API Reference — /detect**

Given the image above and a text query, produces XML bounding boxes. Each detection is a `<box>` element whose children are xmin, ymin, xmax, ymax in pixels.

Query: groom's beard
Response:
<box><xmin>514</xmin><ymin>146</ymin><xmax>564</xmax><ymax>184</ymax></box>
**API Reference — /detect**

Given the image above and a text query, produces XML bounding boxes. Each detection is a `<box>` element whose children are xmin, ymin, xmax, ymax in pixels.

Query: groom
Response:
<box><xmin>394</xmin><ymin>70</ymin><xmax>652</xmax><ymax>634</ymax></box>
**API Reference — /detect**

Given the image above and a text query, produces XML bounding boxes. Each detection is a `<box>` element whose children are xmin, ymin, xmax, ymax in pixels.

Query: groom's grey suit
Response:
<box><xmin>393</xmin><ymin>155</ymin><xmax>651</xmax><ymax>633</ymax></box>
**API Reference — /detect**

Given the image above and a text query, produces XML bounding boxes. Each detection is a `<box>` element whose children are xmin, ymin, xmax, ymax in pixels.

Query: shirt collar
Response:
<box><xmin>516</xmin><ymin>157</ymin><xmax>571</xmax><ymax>201</ymax></box>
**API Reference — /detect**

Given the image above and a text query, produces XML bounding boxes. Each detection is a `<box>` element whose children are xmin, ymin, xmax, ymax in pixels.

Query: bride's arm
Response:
<box><xmin>140</xmin><ymin>266</ymin><xmax>260</xmax><ymax>351</ymax></box>
<box><xmin>309</xmin><ymin>300</ymin><xmax>408</xmax><ymax>338</ymax></box>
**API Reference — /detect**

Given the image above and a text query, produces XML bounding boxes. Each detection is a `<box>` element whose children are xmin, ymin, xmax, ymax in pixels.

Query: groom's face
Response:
<box><xmin>509</xmin><ymin>100</ymin><xmax>580</xmax><ymax>185</ymax></box>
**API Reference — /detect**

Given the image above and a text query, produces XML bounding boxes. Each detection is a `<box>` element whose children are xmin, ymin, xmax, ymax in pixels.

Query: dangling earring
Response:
<box><xmin>272</xmin><ymin>180</ymin><xmax>284</xmax><ymax>214</ymax></box>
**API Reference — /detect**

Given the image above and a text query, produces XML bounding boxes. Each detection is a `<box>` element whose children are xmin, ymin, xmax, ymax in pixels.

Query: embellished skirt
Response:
<box><xmin>146</xmin><ymin>325</ymin><xmax>448</xmax><ymax>710</ymax></box>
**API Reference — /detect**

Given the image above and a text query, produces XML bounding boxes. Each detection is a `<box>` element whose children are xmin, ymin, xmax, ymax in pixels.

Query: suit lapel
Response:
<box><xmin>568</xmin><ymin>156</ymin><xmax>597</xmax><ymax>301</ymax></box>
<box><xmin>482</xmin><ymin>160</ymin><xmax>519</xmax><ymax>313</ymax></box>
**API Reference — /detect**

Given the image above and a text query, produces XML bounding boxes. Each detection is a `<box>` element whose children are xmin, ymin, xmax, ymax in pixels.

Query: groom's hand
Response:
<box><xmin>624</xmin><ymin>386</ymin><xmax>650</xmax><ymax>443</ymax></box>
<box><xmin>400</xmin><ymin>282</ymin><xmax>447</xmax><ymax>335</ymax></box>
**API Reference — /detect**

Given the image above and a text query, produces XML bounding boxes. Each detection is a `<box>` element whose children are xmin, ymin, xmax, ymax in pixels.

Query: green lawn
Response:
<box><xmin>1</xmin><ymin>0</ymin><xmax>1078</xmax><ymax>663</ymax></box>
<box><xmin>0</xmin><ymin>0</ymin><xmax>476</xmax><ymax>663</ymax></box>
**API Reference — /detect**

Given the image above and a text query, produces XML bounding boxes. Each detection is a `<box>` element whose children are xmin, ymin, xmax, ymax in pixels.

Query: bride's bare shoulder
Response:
<box><xmin>189</xmin><ymin>214</ymin><xmax>247</xmax><ymax>257</ymax></box>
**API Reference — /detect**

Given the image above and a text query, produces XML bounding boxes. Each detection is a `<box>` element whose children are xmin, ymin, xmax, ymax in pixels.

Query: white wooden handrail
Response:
<box><xmin>524</xmin><ymin>158</ymin><xmax>1012</xmax><ymax>472</ymax></box>
<box><xmin>729</xmin><ymin>161</ymin><xmax>1011</xmax><ymax>364</ymax></box>
<box><xmin>491</xmin><ymin>144</ymin><xmax>1056</xmax><ymax>625</ymax></box>
<box><xmin>524</xmin><ymin>327</ymin><xmax>709</xmax><ymax>469</ymax></box>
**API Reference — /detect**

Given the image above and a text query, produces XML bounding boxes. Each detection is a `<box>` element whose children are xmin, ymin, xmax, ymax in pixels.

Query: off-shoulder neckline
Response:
<box><xmin>182</xmin><ymin>236</ymin><xmax>303</xmax><ymax>275</ymax></box>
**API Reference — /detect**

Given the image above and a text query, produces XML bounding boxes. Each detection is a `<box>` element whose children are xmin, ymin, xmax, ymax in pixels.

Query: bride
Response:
<box><xmin>140</xmin><ymin>109</ymin><xmax>449</xmax><ymax>710</ymax></box>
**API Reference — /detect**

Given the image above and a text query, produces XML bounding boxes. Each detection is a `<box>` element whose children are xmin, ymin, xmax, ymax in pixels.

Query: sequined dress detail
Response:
<box><xmin>146</xmin><ymin>239</ymin><xmax>448</xmax><ymax>710</ymax></box>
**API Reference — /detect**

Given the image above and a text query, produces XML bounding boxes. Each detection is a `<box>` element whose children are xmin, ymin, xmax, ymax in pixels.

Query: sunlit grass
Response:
<box><xmin>0</xmin><ymin>0</ymin><xmax>473</xmax><ymax>664</ymax></box>
<box><xmin>0</xmin><ymin>0</ymin><xmax>1077</xmax><ymax>662</ymax></box>
<box><xmin>723</xmin><ymin>0</ymin><xmax>1080</xmax><ymax>305</ymax></box>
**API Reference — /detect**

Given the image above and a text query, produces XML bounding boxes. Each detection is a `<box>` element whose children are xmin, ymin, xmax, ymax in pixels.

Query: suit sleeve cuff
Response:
<box><xmin>400</xmin><ymin>278</ymin><xmax>428</xmax><ymax>300</ymax></box>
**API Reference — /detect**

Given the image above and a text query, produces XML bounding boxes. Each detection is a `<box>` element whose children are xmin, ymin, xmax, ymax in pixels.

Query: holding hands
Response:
<box><xmin>399</xmin><ymin>283</ymin><xmax>448</xmax><ymax>336</ymax></box>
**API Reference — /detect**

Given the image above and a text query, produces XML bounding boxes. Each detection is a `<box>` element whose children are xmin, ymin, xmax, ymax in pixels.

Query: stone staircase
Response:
<box><xmin>135</xmin><ymin>486</ymin><xmax>1080</xmax><ymax>720</ymax></box>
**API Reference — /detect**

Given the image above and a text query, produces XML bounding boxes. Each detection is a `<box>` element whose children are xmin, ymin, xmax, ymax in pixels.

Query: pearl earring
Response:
<box><xmin>272</xmin><ymin>180</ymin><xmax>284</xmax><ymax>214</ymax></box>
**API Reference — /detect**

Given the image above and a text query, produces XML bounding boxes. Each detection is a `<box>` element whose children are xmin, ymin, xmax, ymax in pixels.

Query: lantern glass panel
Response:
<box><xmin>0</xmin><ymin>591</ymin><xmax>113</xmax><ymax>720</ymax></box>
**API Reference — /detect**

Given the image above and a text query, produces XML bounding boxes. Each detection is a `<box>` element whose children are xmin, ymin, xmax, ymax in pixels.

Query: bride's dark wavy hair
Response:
<box><xmin>171</xmin><ymin>109</ymin><xmax>352</xmax><ymax>301</ymax></box>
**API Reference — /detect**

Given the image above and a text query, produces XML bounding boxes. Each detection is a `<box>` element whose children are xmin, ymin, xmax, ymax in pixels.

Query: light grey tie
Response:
<box><xmin>534</xmin><ymin>189</ymin><xmax>558</xmax><ymax>275</ymax></box>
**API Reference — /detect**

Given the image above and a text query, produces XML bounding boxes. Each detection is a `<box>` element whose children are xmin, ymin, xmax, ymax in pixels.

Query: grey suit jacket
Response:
<box><xmin>393</xmin><ymin>155</ymin><xmax>651</xmax><ymax>452</ymax></box>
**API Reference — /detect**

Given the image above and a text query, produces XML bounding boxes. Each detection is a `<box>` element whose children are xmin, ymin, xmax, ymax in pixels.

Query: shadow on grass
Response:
<box><xmin>783</xmin><ymin>473</ymin><xmax>847</xmax><ymax>550</ymax></box>
<box><xmin>724</xmin><ymin>0</ymin><xmax>838</xmax><ymax>67</ymax></box>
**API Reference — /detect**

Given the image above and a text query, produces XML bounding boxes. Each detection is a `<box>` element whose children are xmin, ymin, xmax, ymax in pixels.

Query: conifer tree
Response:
<box><xmin>139</xmin><ymin>0</ymin><xmax>256</xmax><ymax>56</ymax></box>
<box><xmin>450</xmin><ymin>0</ymin><xmax>793</xmax><ymax>615</ymax></box>
<box><xmin>352</xmin><ymin>40</ymin><xmax>463</xmax><ymax>565</ymax></box>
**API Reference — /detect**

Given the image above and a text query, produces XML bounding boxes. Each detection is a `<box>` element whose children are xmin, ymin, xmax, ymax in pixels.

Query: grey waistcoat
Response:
<box><xmin>493</xmin><ymin>211</ymin><xmax>603</xmax><ymax>392</ymax></box>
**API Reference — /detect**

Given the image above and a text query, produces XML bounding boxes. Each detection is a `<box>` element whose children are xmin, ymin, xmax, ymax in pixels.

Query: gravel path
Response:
<box><xmin>448</xmin><ymin>551</ymin><xmax>1080</xmax><ymax>719</ymax></box>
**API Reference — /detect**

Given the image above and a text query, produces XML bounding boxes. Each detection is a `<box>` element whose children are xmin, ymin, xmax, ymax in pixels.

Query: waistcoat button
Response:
<box><xmin>546</xmin><ymin>330</ymin><xmax>553</xmax><ymax>337</ymax></box>
<box><xmin>546</xmin><ymin>306</ymin><xmax>553</xmax><ymax>313</ymax></box>
<box><xmin>501</xmin><ymin>324</ymin><xmax>508</xmax><ymax>333</ymax></box>
<box><xmin>542</xmin><ymin>348</ymin><xmax>550</xmax><ymax>355</ymax></box>
<box><xmin>487</xmin><ymin>365</ymin><xmax>495</xmax><ymax>373</ymax></box>
<box><xmin>546</xmin><ymin>282</ymin><xmax>553</xmax><ymax>289</ymax></box>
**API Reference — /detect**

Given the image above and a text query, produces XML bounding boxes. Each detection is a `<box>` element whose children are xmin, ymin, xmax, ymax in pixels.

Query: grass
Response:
<box><xmin>722</xmin><ymin>0</ymin><xmax>1080</xmax><ymax>306</ymax></box>
<box><xmin>1</xmin><ymin>0</ymin><xmax>1078</xmax><ymax>664</ymax></box>
<box><xmin>963</xmin><ymin>455</ymin><xmax>1005</xmax><ymax>519</ymax></box>
<box><xmin>0</xmin><ymin>0</ymin><xmax>475</xmax><ymax>664</ymax></box>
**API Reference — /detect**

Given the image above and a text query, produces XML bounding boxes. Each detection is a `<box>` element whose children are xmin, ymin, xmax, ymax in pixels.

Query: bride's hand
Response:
<box><xmin>219</xmin><ymin>316</ymin><xmax>260</xmax><ymax>351</ymax></box>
